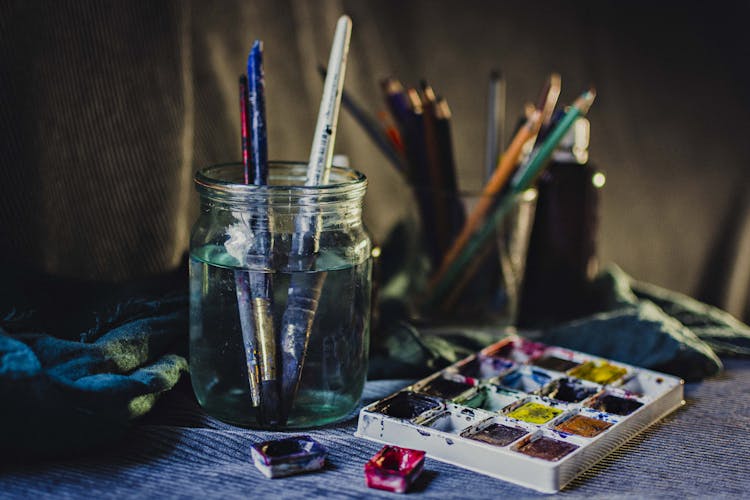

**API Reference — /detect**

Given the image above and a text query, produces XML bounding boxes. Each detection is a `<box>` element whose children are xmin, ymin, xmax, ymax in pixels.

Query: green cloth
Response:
<box><xmin>370</xmin><ymin>264</ymin><xmax>749</xmax><ymax>382</ymax></box>
<box><xmin>0</xmin><ymin>294</ymin><xmax>188</xmax><ymax>459</ymax></box>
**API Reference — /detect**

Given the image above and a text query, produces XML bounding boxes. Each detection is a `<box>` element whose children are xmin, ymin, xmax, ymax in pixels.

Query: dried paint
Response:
<box><xmin>457</xmin><ymin>356</ymin><xmax>514</xmax><ymax>380</ymax></box>
<box><xmin>516</xmin><ymin>436</ymin><xmax>578</xmax><ymax>461</ymax></box>
<box><xmin>569</xmin><ymin>361</ymin><xmax>627</xmax><ymax>385</ymax></box>
<box><xmin>506</xmin><ymin>402</ymin><xmax>563</xmax><ymax>424</ymax></box>
<box><xmin>459</xmin><ymin>388</ymin><xmax>486</xmax><ymax>408</ymax></box>
<box><xmin>250</xmin><ymin>435</ymin><xmax>327</xmax><ymax>478</ymax></box>
<box><xmin>417</xmin><ymin>376</ymin><xmax>474</xmax><ymax>400</ymax></box>
<box><xmin>587</xmin><ymin>394</ymin><xmax>643</xmax><ymax>416</ymax></box>
<box><xmin>555</xmin><ymin>414</ymin><xmax>613</xmax><ymax>438</ymax></box>
<box><xmin>541</xmin><ymin>377</ymin><xmax>598</xmax><ymax>403</ymax></box>
<box><xmin>500</xmin><ymin>369</ymin><xmax>551</xmax><ymax>393</ymax></box>
<box><xmin>463</xmin><ymin>423</ymin><xmax>528</xmax><ymax>447</ymax></box>
<box><xmin>365</xmin><ymin>445</ymin><xmax>426</xmax><ymax>494</ymax></box>
<box><xmin>532</xmin><ymin>356</ymin><xmax>580</xmax><ymax>373</ymax></box>
<box><xmin>371</xmin><ymin>391</ymin><xmax>442</xmax><ymax>420</ymax></box>
<box><xmin>483</xmin><ymin>338</ymin><xmax>546</xmax><ymax>363</ymax></box>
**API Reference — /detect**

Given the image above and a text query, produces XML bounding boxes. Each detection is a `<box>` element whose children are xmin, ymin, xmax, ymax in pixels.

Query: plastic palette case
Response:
<box><xmin>355</xmin><ymin>335</ymin><xmax>684</xmax><ymax>493</ymax></box>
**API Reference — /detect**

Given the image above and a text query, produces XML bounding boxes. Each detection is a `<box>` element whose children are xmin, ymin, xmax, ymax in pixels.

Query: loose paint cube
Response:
<box><xmin>250</xmin><ymin>435</ymin><xmax>327</xmax><ymax>478</ymax></box>
<box><xmin>365</xmin><ymin>445</ymin><xmax>426</xmax><ymax>493</ymax></box>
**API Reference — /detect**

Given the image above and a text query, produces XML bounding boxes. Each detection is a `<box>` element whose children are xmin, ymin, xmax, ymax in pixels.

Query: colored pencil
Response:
<box><xmin>381</xmin><ymin>77</ymin><xmax>412</xmax><ymax>130</ymax></box>
<box><xmin>420</xmin><ymin>81</ymin><xmax>453</xmax><ymax>257</ymax></box>
<box><xmin>431</xmin><ymin>95</ymin><xmax>465</xmax><ymax>253</ymax></box>
<box><xmin>279</xmin><ymin>15</ymin><xmax>352</xmax><ymax>422</ymax></box>
<box><xmin>537</xmin><ymin>73</ymin><xmax>561</xmax><ymax>127</ymax></box>
<box><xmin>378</xmin><ymin>111</ymin><xmax>405</xmax><ymax>154</ymax></box>
<box><xmin>428</xmin><ymin>110</ymin><xmax>542</xmax><ymax>288</ymax></box>
<box><xmin>484</xmin><ymin>70</ymin><xmax>505</xmax><ymax>181</ymax></box>
<box><xmin>428</xmin><ymin>74</ymin><xmax>561</xmax><ymax>289</ymax></box>
<box><xmin>423</xmin><ymin>89</ymin><xmax>596</xmax><ymax>307</ymax></box>
<box><xmin>433</xmin><ymin>98</ymin><xmax>460</xmax><ymax>196</ymax></box>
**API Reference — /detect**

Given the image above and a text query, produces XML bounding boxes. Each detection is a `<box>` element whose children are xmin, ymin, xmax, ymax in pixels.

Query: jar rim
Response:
<box><xmin>195</xmin><ymin>161</ymin><xmax>367</xmax><ymax>195</ymax></box>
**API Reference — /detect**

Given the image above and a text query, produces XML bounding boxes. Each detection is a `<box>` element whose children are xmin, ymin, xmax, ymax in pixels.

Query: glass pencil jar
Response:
<box><xmin>189</xmin><ymin>162</ymin><xmax>372</xmax><ymax>429</ymax></box>
<box><xmin>378</xmin><ymin>188</ymin><xmax>537</xmax><ymax>330</ymax></box>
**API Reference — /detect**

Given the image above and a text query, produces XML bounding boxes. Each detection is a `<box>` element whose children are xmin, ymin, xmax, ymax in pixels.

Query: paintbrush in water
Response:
<box><xmin>245</xmin><ymin>40</ymin><xmax>280</xmax><ymax>424</ymax></box>
<box><xmin>279</xmin><ymin>15</ymin><xmax>352</xmax><ymax>423</ymax></box>
<box><xmin>234</xmin><ymin>75</ymin><xmax>262</xmax><ymax>408</ymax></box>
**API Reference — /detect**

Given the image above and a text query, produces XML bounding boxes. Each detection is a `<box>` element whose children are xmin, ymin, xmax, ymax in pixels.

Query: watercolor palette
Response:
<box><xmin>355</xmin><ymin>335</ymin><xmax>684</xmax><ymax>493</ymax></box>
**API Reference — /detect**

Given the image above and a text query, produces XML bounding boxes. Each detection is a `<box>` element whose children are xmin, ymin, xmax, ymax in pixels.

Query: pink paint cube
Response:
<box><xmin>364</xmin><ymin>445</ymin><xmax>426</xmax><ymax>493</ymax></box>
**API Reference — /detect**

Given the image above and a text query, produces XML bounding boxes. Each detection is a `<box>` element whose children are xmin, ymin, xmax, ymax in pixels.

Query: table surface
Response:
<box><xmin>2</xmin><ymin>359</ymin><xmax>749</xmax><ymax>499</ymax></box>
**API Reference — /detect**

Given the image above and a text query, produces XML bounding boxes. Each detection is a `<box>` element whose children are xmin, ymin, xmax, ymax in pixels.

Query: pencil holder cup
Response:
<box><xmin>189</xmin><ymin>162</ymin><xmax>372</xmax><ymax>429</ymax></box>
<box><xmin>378</xmin><ymin>188</ymin><xmax>536</xmax><ymax>329</ymax></box>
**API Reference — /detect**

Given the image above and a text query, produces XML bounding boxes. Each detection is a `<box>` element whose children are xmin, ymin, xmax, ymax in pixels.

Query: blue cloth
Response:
<box><xmin>1</xmin><ymin>359</ymin><xmax>749</xmax><ymax>498</ymax></box>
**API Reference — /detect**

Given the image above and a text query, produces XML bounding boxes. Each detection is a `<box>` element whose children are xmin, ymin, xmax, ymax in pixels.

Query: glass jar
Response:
<box><xmin>377</xmin><ymin>188</ymin><xmax>537</xmax><ymax>329</ymax></box>
<box><xmin>189</xmin><ymin>162</ymin><xmax>372</xmax><ymax>429</ymax></box>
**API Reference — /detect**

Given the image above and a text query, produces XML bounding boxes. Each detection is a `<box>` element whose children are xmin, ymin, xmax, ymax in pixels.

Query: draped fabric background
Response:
<box><xmin>1</xmin><ymin>0</ymin><xmax>748</xmax><ymax>320</ymax></box>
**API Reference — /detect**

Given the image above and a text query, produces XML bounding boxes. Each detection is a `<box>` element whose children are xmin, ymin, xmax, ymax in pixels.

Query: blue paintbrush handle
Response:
<box><xmin>248</xmin><ymin>41</ymin><xmax>268</xmax><ymax>185</ymax></box>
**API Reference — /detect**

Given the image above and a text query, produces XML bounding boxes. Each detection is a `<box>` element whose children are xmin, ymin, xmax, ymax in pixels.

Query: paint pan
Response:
<box><xmin>586</xmin><ymin>392</ymin><xmax>643</xmax><ymax>416</ymax></box>
<box><xmin>554</xmin><ymin>413</ymin><xmax>613</xmax><ymax>438</ymax></box>
<box><xmin>505</xmin><ymin>400</ymin><xmax>564</xmax><ymax>425</ymax></box>
<box><xmin>461</xmin><ymin>421</ymin><xmax>528</xmax><ymax>447</ymax></box>
<box><xmin>568</xmin><ymin>361</ymin><xmax>628</xmax><ymax>385</ymax></box>
<box><xmin>415</xmin><ymin>375</ymin><xmax>475</xmax><ymax>401</ymax></box>
<box><xmin>355</xmin><ymin>335</ymin><xmax>685</xmax><ymax>493</ymax></box>
<box><xmin>421</xmin><ymin>406</ymin><xmax>485</xmax><ymax>435</ymax></box>
<box><xmin>452</xmin><ymin>354</ymin><xmax>515</xmax><ymax>381</ymax></box>
<box><xmin>364</xmin><ymin>445</ymin><xmax>425</xmax><ymax>494</ymax></box>
<box><xmin>250</xmin><ymin>435</ymin><xmax>327</xmax><ymax>478</ymax></box>
<box><xmin>481</xmin><ymin>337</ymin><xmax>547</xmax><ymax>364</ymax></box>
<box><xmin>369</xmin><ymin>391</ymin><xmax>443</xmax><ymax>420</ymax></box>
<box><xmin>499</xmin><ymin>367</ymin><xmax>552</xmax><ymax>393</ymax></box>
<box><xmin>532</xmin><ymin>355</ymin><xmax>580</xmax><ymax>373</ymax></box>
<box><xmin>619</xmin><ymin>371</ymin><xmax>678</xmax><ymax>398</ymax></box>
<box><xmin>539</xmin><ymin>377</ymin><xmax>599</xmax><ymax>403</ymax></box>
<box><xmin>475</xmin><ymin>386</ymin><xmax>524</xmax><ymax>412</ymax></box>
<box><xmin>514</xmin><ymin>434</ymin><xmax>579</xmax><ymax>462</ymax></box>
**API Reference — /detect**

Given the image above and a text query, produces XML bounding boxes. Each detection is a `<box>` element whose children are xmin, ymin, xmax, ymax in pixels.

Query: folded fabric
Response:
<box><xmin>0</xmin><ymin>294</ymin><xmax>188</xmax><ymax>459</ymax></box>
<box><xmin>370</xmin><ymin>264</ymin><xmax>749</xmax><ymax>383</ymax></box>
<box><xmin>3</xmin><ymin>258</ymin><xmax>746</xmax><ymax>461</ymax></box>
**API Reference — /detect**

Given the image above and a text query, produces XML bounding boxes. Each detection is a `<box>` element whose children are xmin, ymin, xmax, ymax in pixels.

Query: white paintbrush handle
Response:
<box><xmin>306</xmin><ymin>15</ymin><xmax>352</xmax><ymax>187</ymax></box>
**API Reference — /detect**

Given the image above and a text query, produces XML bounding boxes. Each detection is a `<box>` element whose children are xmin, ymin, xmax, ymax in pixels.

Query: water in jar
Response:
<box><xmin>190</xmin><ymin>243</ymin><xmax>371</xmax><ymax>429</ymax></box>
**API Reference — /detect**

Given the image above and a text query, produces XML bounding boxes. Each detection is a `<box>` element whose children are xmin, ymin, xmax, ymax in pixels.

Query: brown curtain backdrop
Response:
<box><xmin>1</xmin><ymin>0</ymin><xmax>748</xmax><ymax>320</ymax></box>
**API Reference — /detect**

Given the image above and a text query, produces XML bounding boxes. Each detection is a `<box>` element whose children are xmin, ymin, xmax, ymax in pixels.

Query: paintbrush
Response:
<box><xmin>245</xmin><ymin>40</ymin><xmax>280</xmax><ymax>424</ymax></box>
<box><xmin>234</xmin><ymin>75</ymin><xmax>261</xmax><ymax>408</ymax></box>
<box><xmin>423</xmin><ymin>88</ymin><xmax>597</xmax><ymax>308</ymax></box>
<box><xmin>279</xmin><ymin>15</ymin><xmax>352</xmax><ymax>423</ymax></box>
<box><xmin>317</xmin><ymin>65</ymin><xmax>406</xmax><ymax>173</ymax></box>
